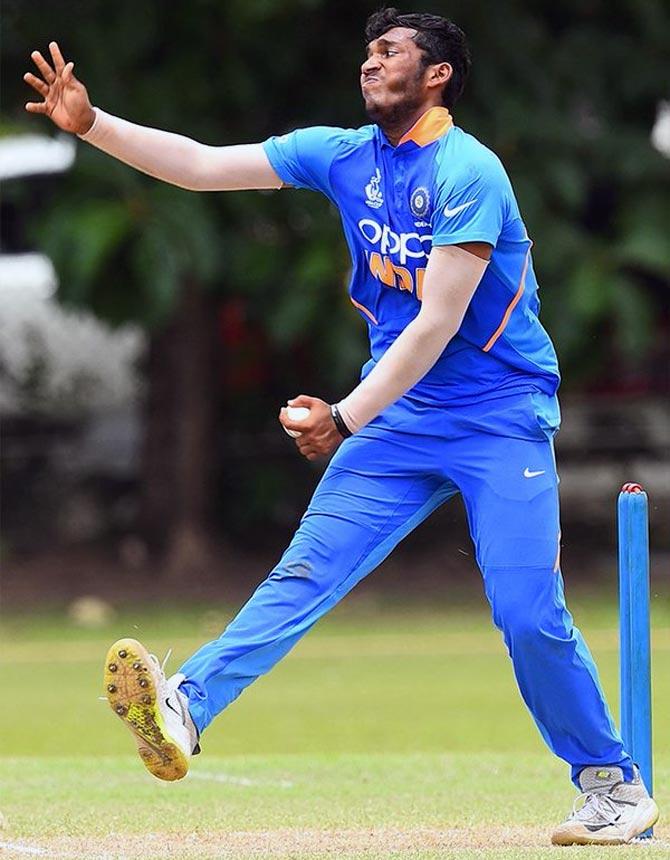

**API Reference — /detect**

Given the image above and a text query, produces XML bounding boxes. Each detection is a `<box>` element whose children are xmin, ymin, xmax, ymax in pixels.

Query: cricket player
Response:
<box><xmin>25</xmin><ymin>8</ymin><xmax>659</xmax><ymax>845</ymax></box>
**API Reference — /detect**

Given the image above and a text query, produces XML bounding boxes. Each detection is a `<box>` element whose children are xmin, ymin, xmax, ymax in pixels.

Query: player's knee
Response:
<box><xmin>492</xmin><ymin>590</ymin><xmax>570</xmax><ymax>653</ymax></box>
<box><xmin>491</xmin><ymin>596</ymin><xmax>537</xmax><ymax>642</ymax></box>
<box><xmin>489</xmin><ymin>581</ymin><xmax>544</xmax><ymax>642</ymax></box>
<box><xmin>500</xmin><ymin>610</ymin><xmax>545</xmax><ymax>648</ymax></box>
<box><xmin>269</xmin><ymin>558</ymin><xmax>314</xmax><ymax>581</ymax></box>
<box><xmin>270</xmin><ymin>526</ymin><xmax>358</xmax><ymax>588</ymax></box>
<box><xmin>267</xmin><ymin>548</ymin><xmax>341</xmax><ymax>591</ymax></box>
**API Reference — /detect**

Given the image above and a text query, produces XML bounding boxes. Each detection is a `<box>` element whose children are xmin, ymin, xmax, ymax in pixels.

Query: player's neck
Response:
<box><xmin>378</xmin><ymin>101</ymin><xmax>442</xmax><ymax>146</ymax></box>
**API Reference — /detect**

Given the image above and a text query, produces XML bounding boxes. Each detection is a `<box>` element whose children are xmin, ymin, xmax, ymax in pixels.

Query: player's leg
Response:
<box><xmin>105</xmin><ymin>421</ymin><xmax>456</xmax><ymax>779</ymax></box>
<box><xmin>455</xmin><ymin>430</ymin><xmax>631</xmax><ymax>780</ymax></box>
<box><xmin>178</xmin><ymin>427</ymin><xmax>455</xmax><ymax>733</ymax></box>
<box><xmin>451</xmin><ymin>425</ymin><xmax>657</xmax><ymax>843</ymax></box>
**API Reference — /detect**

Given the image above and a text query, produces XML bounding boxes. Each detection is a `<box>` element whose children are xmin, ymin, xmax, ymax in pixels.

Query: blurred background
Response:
<box><xmin>2</xmin><ymin>0</ymin><xmax>669</xmax><ymax>611</ymax></box>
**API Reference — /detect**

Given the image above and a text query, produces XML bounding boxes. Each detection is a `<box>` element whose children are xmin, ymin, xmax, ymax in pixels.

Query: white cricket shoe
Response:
<box><xmin>551</xmin><ymin>765</ymin><xmax>659</xmax><ymax>845</ymax></box>
<box><xmin>103</xmin><ymin>637</ymin><xmax>199</xmax><ymax>781</ymax></box>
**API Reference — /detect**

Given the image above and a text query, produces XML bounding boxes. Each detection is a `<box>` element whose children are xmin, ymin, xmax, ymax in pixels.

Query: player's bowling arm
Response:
<box><xmin>336</xmin><ymin>244</ymin><xmax>489</xmax><ymax>434</ymax></box>
<box><xmin>24</xmin><ymin>42</ymin><xmax>282</xmax><ymax>191</ymax></box>
<box><xmin>77</xmin><ymin>109</ymin><xmax>283</xmax><ymax>191</ymax></box>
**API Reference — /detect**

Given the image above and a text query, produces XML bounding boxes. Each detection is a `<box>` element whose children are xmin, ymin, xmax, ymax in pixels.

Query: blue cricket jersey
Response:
<box><xmin>263</xmin><ymin>106</ymin><xmax>560</xmax><ymax>406</ymax></box>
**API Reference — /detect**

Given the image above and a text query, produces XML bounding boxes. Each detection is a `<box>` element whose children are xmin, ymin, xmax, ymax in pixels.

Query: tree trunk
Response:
<box><xmin>140</xmin><ymin>324</ymin><xmax>177</xmax><ymax>550</ymax></box>
<box><xmin>140</xmin><ymin>276</ymin><xmax>220</xmax><ymax>582</ymax></box>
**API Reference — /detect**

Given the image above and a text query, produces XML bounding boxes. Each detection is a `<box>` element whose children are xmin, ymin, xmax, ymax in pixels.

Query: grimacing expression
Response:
<box><xmin>360</xmin><ymin>27</ymin><xmax>430</xmax><ymax>122</ymax></box>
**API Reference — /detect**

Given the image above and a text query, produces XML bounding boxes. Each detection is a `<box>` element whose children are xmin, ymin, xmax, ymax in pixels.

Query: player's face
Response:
<box><xmin>361</xmin><ymin>27</ymin><xmax>429</xmax><ymax>124</ymax></box>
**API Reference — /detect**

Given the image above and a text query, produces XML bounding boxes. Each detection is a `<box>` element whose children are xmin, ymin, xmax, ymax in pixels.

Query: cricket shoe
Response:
<box><xmin>103</xmin><ymin>637</ymin><xmax>199</xmax><ymax>781</ymax></box>
<box><xmin>551</xmin><ymin>765</ymin><xmax>659</xmax><ymax>845</ymax></box>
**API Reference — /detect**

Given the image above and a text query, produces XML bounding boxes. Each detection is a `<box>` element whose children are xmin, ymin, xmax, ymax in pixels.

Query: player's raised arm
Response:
<box><xmin>23</xmin><ymin>41</ymin><xmax>283</xmax><ymax>192</ymax></box>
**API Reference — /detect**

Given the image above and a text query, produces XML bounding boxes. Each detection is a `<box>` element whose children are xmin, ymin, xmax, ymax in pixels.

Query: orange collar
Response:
<box><xmin>397</xmin><ymin>106</ymin><xmax>453</xmax><ymax>147</ymax></box>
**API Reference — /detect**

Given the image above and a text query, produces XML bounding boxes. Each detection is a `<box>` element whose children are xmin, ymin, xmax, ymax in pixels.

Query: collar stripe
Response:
<box><xmin>398</xmin><ymin>106</ymin><xmax>453</xmax><ymax>147</ymax></box>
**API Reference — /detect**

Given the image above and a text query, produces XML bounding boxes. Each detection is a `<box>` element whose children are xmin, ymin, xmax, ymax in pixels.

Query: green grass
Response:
<box><xmin>1</xmin><ymin>595</ymin><xmax>668</xmax><ymax>858</ymax></box>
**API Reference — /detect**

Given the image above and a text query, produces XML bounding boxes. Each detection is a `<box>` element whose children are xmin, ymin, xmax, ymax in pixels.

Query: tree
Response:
<box><xmin>3</xmin><ymin>0</ymin><xmax>367</xmax><ymax>576</ymax></box>
<box><xmin>3</xmin><ymin>0</ymin><xmax>668</xmax><ymax>572</ymax></box>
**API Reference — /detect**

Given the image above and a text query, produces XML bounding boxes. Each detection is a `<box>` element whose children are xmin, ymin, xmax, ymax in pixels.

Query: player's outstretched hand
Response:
<box><xmin>279</xmin><ymin>395</ymin><xmax>344</xmax><ymax>461</ymax></box>
<box><xmin>24</xmin><ymin>41</ymin><xmax>95</xmax><ymax>135</ymax></box>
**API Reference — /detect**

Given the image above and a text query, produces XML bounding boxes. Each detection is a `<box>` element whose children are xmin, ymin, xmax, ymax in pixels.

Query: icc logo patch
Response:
<box><xmin>365</xmin><ymin>168</ymin><xmax>384</xmax><ymax>209</ymax></box>
<box><xmin>410</xmin><ymin>186</ymin><xmax>430</xmax><ymax>219</ymax></box>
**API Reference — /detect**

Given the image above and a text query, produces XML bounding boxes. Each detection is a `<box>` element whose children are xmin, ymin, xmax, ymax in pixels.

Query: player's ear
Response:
<box><xmin>428</xmin><ymin>62</ymin><xmax>452</xmax><ymax>90</ymax></box>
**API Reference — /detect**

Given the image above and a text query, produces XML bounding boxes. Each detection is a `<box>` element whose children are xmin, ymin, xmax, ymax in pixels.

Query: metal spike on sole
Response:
<box><xmin>103</xmin><ymin>637</ymin><xmax>189</xmax><ymax>782</ymax></box>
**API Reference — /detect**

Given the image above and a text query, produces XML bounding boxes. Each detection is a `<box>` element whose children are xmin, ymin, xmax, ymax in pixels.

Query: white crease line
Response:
<box><xmin>188</xmin><ymin>771</ymin><xmax>294</xmax><ymax>789</ymax></box>
<box><xmin>0</xmin><ymin>840</ymin><xmax>115</xmax><ymax>859</ymax></box>
<box><xmin>0</xmin><ymin>842</ymin><xmax>47</xmax><ymax>856</ymax></box>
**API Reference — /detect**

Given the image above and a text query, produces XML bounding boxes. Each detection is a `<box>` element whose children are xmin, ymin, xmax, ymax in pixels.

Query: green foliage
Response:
<box><xmin>449</xmin><ymin>0</ymin><xmax>670</xmax><ymax>385</ymax></box>
<box><xmin>34</xmin><ymin>177</ymin><xmax>225</xmax><ymax>326</ymax></box>
<box><xmin>2</xmin><ymin>0</ymin><xmax>669</xmax><ymax>386</ymax></box>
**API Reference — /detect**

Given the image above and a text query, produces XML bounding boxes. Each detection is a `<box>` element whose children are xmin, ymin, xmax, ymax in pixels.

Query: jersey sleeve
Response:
<box><xmin>431</xmin><ymin>152</ymin><xmax>511</xmax><ymax>247</ymax></box>
<box><xmin>262</xmin><ymin>126</ymin><xmax>344</xmax><ymax>199</ymax></box>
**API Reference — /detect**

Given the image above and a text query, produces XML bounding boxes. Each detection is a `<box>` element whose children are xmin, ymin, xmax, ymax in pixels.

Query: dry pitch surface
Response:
<box><xmin>4</xmin><ymin>825</ymin><xmax>670</xmax><ymax>859</ymax></box>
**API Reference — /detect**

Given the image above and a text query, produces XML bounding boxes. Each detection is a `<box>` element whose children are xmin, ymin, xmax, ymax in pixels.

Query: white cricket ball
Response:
<box><xmin>284</xmin><ymin>405</ymin><xmax>310</xmax><ymax>438</ymax></box>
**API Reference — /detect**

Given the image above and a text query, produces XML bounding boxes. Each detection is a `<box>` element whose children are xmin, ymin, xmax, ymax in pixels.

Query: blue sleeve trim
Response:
<box><xmin>261</xmin><ymin>128</ymin><xmax>344</xmax><ymax>198</ymax></box>
<box><xmin>432</xmin><ymin>231</ymin><xmax>498</xmax><ymax>247</ymax></box>
<box><xmin>262</xmin><ymin>138</ymin><xmax>300</xmax><ymax>189</ymax></box>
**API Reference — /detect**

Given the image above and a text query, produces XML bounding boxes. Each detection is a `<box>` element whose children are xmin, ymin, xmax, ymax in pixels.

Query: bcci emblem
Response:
<box><xmin>410</xmin><ymin>186</ymin><xmax>430</xmax><ymax>219</ymax></box>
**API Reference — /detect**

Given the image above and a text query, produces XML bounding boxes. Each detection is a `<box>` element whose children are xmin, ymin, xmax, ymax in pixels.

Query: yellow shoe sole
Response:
<box><xmin>103</xmin><ymin>637</ymin><xmax>189</xmax><ymax>782</ymax></box>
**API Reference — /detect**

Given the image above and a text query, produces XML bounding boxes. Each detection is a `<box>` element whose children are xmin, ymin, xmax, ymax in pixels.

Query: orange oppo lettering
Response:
<box><xmin>369</xmin><ymin>252</ymin><xmax>395</xmax><ymax>287</ymax></box>
<box><xmin>416</xmin><ymin>267</ymin><xmax>426</xmax><ymax>300</ymax></box>
<box><xmin>393</xmin><ymin>264</ymin><xmax>413</xmax><ymax>293</ymax></box>
<box><xmin>367</xmin><ymin>252</ymin><xmax>425</xmax><ymax>298</ymax></box>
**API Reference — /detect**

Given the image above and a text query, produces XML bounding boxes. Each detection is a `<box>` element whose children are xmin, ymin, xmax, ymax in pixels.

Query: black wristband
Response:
<box><xmin>330</xmin><ymin>403</ymin><xmax>353</xmax><ymax>438</ymax></box>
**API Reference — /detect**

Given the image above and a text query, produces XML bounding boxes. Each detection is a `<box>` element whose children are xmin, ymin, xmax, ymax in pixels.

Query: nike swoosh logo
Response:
<box><xmin>524</xmin><ymin>468</ymin><xmax>546</xmax><ymax>478</ymax></box>
<box><xmin>165</xmin><ymin>697</ymin><xmax>185</xmax><ymax>720</ymax></box>
<box><xmin>443</xmin><ymin>199</ymin><xmax>477</xmax><ymax>217</ymax></box>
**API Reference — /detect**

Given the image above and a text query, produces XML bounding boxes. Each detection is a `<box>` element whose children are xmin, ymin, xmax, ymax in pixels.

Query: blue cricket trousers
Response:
<box><xmin>179</xmin><ymin>391</ymin><xmax>633</xmax><ymax>785</ymax></box>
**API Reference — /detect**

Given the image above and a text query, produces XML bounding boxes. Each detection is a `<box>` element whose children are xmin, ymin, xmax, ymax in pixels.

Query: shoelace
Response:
<box><xmin>571</xmin><ymin>788</ymin><xmax>624</xmax><ymax>827</ymax></box>
<box><xmin>149</xmin><ymin>649</ymin><xmax>191</xmax><ymax>713</ymax></box>
<box><xmin>148</xmin><ymin>648</ymin><xmax>172</xmax><ymax>676</ymax></box>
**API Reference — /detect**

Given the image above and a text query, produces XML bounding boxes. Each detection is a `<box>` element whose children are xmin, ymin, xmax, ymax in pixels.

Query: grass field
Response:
<box><xmin>1</xmin><ymin>594</ymin><xmax>668</xmax><ymax>859</ymax></box>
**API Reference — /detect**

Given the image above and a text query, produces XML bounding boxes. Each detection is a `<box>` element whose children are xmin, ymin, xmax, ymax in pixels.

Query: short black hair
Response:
<box><xmin>364</xmin><ymin>8</ymin><xmax>471</xmax><ymax>109</ymax></box>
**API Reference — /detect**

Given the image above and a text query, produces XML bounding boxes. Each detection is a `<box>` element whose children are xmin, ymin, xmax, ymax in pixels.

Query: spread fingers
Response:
<box><xmin>31</xmin><ymin>50</ymin><xmax>56</xmax><ymax>83</ymax></box>
<box><xmin>48</xmin><ymin>41</ymin><xmax>66</xmax><ymax>73</ymax></box>
<box><xmin>23</xmin><ymin>72</ymin><xmax>49</xmax><ymax>97</ymax></box>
